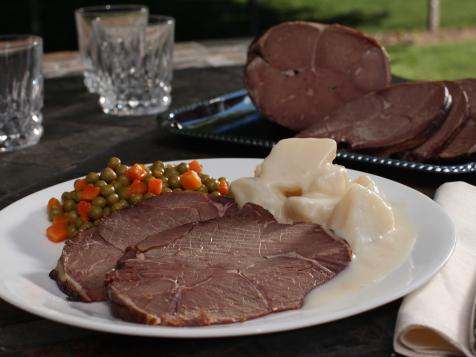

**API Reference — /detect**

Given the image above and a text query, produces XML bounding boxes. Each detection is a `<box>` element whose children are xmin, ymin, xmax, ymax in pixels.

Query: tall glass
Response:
<box><xmin>93</xmin><ymin>15</ymin><xmax>174</xmax><ymax>115</ymax></box>
<box><xmin>0</xmin><ymin>35</ymin><xmax>43</xmax><ymax>152</ymax></box>
<box><xmin>75</xmin><ymin>4</ymin><xmax>149</xmax><ymax>93</ymax></box>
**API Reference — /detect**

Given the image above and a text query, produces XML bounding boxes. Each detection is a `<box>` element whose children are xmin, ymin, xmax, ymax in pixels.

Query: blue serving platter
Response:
<box><xmin>160</xmin><ymin>89</ymin><xmax>476</xmax><ymax>174</ymax></box>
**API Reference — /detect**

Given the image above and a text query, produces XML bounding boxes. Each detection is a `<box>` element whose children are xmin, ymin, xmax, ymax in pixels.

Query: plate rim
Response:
<box><xmin>0</xmin><ymin>158</ymin><xmax>456</xmax><ymax>338</ymax></box>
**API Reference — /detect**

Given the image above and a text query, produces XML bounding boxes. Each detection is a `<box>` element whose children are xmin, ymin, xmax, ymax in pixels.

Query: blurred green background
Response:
<box><xmin>1</xmin><ymin>0</ymin><xmax>475</xmax><ymax>80</ymax></box>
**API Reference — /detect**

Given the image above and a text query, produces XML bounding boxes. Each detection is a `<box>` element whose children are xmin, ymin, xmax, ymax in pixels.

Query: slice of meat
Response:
<box><xmin>50</xmin><ymin>229</ymin><xmax>123</xmax><ymax>302</ymax></box>
<box><xmin>297</xmin><ymin>82</ymin><xmax>452</xmax><ymax>154</ymax></box>
<box><xmin>50</xmin><ymin>193</ymin><xmax>238</xmax><ymax>302</ymax></box>
<box><xmin>245</xmin><ymin>21</ymin><xmax>391</xmax><ymax>131</ymax></box>
<box><xmin>106</xmin><ymin>203</ymin><xmax>352</xmax><ymax>326</ymax></box>
<box><xmin>437</xmin><ymin>79</ymin><xmax>476</xmax><ymax>160</ymax></box>
<box><xmin>409</xmin><ymin>81</ymin><xmax>469</xmax><ymax>161</ymax></box>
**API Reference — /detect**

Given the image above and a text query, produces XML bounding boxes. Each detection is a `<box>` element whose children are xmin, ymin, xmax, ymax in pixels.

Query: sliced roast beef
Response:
<box><xmin>107</xmin><ymin>203</ymin><xmax>352</xmax><ymax>326</ymax></box>
<box><xmin>50</xmin><ymin>193</ymin><xmax>238</xmax><ymax>302</ymax></box>
<box><xmin>410</xmin><ymin>81</ymin><xmax>469</xmax><ymax>161</ymax></box>
<box><xmin>245</xmin><ymin>21</ymin><xmax>391</xmax><ymax>131</ymax></box>
<box><xmin>438</xmin><ymin>79</ymin><xmax>476</xmax><ymax>160</ymax></box>
<box><xmin>297</xmin><ymin>82</ymin><xmax>452</xmax><ymax>154</ymax></box>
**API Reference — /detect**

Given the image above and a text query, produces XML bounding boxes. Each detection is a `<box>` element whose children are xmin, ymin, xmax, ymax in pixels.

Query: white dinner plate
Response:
<box><xmin>0</xmin><ymin>158</ymin><xmax>455</xmax><ymax>338</ymax></box>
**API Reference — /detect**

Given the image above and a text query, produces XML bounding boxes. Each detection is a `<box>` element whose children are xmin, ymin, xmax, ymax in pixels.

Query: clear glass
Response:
<box><xmin>93</xmin><ymin>15</ymin><xmax>174</xmax><ymax>116</ymax></box>
<box><xmin>0</xmin><ymin>35</ymin><xmax>43</xmax><ymax>152</ymax></box>
<box><xmin>75</xmin><ymin>4</ymin><xmax>149</xmax><ymax>93</ymax></box>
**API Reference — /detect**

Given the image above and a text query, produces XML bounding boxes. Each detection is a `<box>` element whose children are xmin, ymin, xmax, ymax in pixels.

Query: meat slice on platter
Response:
<box><xmin>409</xmin><ymin>81</ymin><xmax>469</xmax><ymax>161</ymax></box>
<box><xmin>106</xmin><ymin>203</ymin><xmax>352</xmax><ymax>326</ymax></box>
<box><xmin>50</xmin><ymin>193</ymin><xmax>238</xmax><ymax>302</ymax></box>
<box><xmin>245</xmin><ymin>21</ymin><xmax>391</xmax><ymax>131</ymax></box>
<box><xmin>297</xmin><ymin>82</ymin><xmax>452</xmax><ymax>155</ymax></box>
<box><xmin>437</xmin><ymin>79</ymin><xmax>476</xmax><ymax>160</ymax></box>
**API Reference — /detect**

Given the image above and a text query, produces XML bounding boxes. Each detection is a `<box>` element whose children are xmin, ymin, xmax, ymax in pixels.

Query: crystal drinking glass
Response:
<box><xmin>75</xmin><ymin>4</ymin><xmax>149</xmax><ymax>93</ymax></box>
<box><xmin>0</xmin><ymin>35</ymin><xmax>43</xmax><ymax>152</ymax></box>
<box><xmin>93</xmin><ymin>15</ymin><xmax>174</xmax><ymax>115</ymax></box>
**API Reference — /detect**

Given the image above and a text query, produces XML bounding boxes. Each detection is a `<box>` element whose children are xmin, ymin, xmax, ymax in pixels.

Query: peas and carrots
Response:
<box><xmin>45</xmin><ymin>157</ymin><xmax>232</xmax><ymax>242</ymax></box>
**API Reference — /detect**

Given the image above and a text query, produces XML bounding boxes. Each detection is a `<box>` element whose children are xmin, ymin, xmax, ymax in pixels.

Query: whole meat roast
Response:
<box><xmin>245</xmin><ymin>21</ymin><xmax>391</xmax><ymax>131</ymax></box>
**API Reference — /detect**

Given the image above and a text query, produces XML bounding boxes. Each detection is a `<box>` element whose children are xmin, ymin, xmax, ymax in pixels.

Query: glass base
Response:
<box><xmin>99</xmin><ymin>95</ymin><xmax>171</xmax><ymax>116</ymax></box>
<box><xmin>83</xmin><ymin>73</ymin><xmax>99</xmax><ymax>94</ymax></box>
<box><xmin>0</xmin><ymin>113</ymin><xmax>43</xmax><ymax>152</ymax></box>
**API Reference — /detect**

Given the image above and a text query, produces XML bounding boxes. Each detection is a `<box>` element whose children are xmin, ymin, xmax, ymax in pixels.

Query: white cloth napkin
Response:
<box><xmin>394</xmin><ymin>181</ymin><xmax>476</xmax><ymax>356</ymax></box>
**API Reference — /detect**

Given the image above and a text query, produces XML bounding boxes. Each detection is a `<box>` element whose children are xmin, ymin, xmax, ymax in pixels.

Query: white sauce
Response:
<box><xmin>304</xmin><ymin>205</ymin><xmax>415</xmax><ymax>309</ymax></box>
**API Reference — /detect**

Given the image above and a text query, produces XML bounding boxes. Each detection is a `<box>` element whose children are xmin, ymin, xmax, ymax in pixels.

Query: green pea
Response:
<box><xmin>199</xmin><ymin>174</ymin><xmax>210</xmax><ymax>181</ymax></box>
<box><xmin>67</xmin><ymin>210</ymin><xmax>78</xmax><ymax>223</ymax></box>
<box><xmin>48</xmin><ymin>207</ymin><xmax>62</xmax><ymax>221</ymax></box>
<box><xmin>106</xmin><ymin>193</ymin><xmax>120</xmax><ymax>206</ymax></box>
<box><xmin>92</xmin><ymin>196</ymin><xmax>107</xmax><ymax>208</ymax></box>
<box><xmin>88</xmin><ymin>206</ymin><xmax>103</xmax><ymax>220</ymax></box>
<box><xmin>67</xmin><ymin>225</ymin><xmax>77</xmax><ymax>238</ymax></box>
<box><xmin>153</xmin><ymin>160</ymin><xmax>164</xmax><ymax>168</ymax></box>
<box><xmin>95</xmin><ymin>180</ymin><xmax>108</xmax><ymax>188</ymax></box>
<box><xmin>143</xmin><ymin>174</ymin><xmax>153</xmax><ymax>185</ymax></box>
<box><xmin>152</xmin><ymin>166</ymin><xmax>165</xmax><ymax>178</ymax></box>
<box><xmin>63</xmin><ymin>199</ymin><xmax>76</xmax><ymax>212</ymax></box>
<box><xmin>176</xmin><ymin>162</ymin><xmax>189</xmax><ymax>174</ymax></box>
<box><xmin>168</xmin><ymin>175</ymin><xmax>181</xmax><ymax>189</ymax></box>
<box><xmin>162</xmin><ymin>187</ymin><xmax>173</xmax><ymax>193</ymax></box>
<box><xmin>111</xmin><ymin>199</ymin><xmax>129</xmax><ymax>212</ymax></box>
<box><xmin>205</xmin><ymin>179</ymin><xmax>219</xmax><ymax>192</ymax></box>
<box><xmin>100</xmin><ymin>167</ymin><xmax>117</xmax><ymax>183</ymax></box>
<box><xmin>71</xmin><ymin>191</ymin><xmax>81</xmax><ymax>202</ymax></box>
<box><xmin>86</xmin><ymin>172</ymin><xmax>100</xmax><ymax>183</ymax></box>
<box><xmin>108</xmin><ymin>156</ymin><xmax>122</xmax><ymax>169</ymax></box>
<box><xmin>117</xmin><ymin>175</ymin><xmax>130</xmax><ymax>187</ymax></box>
<box><xmin>142</xmin><ymin>164</ymin><xmax>152</xmax><ymax>175</ymax></box>
<box><xmin>111</xmin><ymin>180</ymin><xmax>122</xmax><ymax>191</ymax></box>
<box><xmin>101</xmin><ymin>184</ymin><xmax>115</xmax><ymax>197</ymax></box>
<box><xmin>144</xmin><ymin>192</ymin><xmax>155</xmax><ymax>200</ymax></box>
<box><xmin>198</xmin><ymin>185</ymin><xmax>208</xmax><ymax>193</ymax></box>
<box><xmin>211</xmin><ymin>191</ymin><xmax>221</xmax><ymax>196</ymax></box>
<box><xmin>81</xmin><ymin>222</ymin><xmax>93</xmax><ymax>230</ymax></box>
<box><xmin>103</xmin><ymin>206</ymin><xmax>111</xmax><ymax>217</ymax></box>
<box><xmin>160</xmin><ymin>176</ymin><xmax>169</xmax><ymax>187</ymax></box>
<box><xmin>129</xmin><ymin>194</ymin><xmax>143</xmax><ymax>205</ymax></box>
<box><xmin>117</xmin><ymin>187</ymin><xmax>130</xmax><ymax>200</ymax></box>
<box><xmin>61</xmin><ymin>191</ymin><xmax>72</xmax><ymax>202</ymax></box>
<box><xmin>115</xmin><ymin>164</ymin><xmax>128</xmax><ymax>176</ymax></box>
<box><xmin>164</xmin><ymin>167</ymin><xmax>179</xmax><ymax>177</ymax></box>
<box><xmin>75</xmin><ymin>217</ymin><xmax>83</xmax><ymax>229</ymax></box>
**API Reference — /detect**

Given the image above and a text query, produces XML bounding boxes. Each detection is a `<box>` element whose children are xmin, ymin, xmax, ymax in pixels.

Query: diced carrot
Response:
<box><xmin>188</xmin><ymin>160</ymin><xmax>203</xmax><ymax>174</ymax></box>
<box><xmin>180</xmin><ymin>170</ymin><xmax>202</xmax><ymax>190</ymax></box>
<box><xmin>46</xmin><ymin>224</ymin><xmax>69</xmax><ymax>243</ymax></box>
<box><xmin>127</xmin><ymin>163</ymin><xmax>147</xmax><ymax>181</ymax></box>
<box><xmin>47</xmin><ymin>197</ymin><xmax>62</xmax><ymax>212</ymax></box>
<box><xmin>218</xmin><ymin>179</ymin><xmax>230</xmax><ymax>195</ymax></box>
<box><xmin>79</xmin><ymin>184</ymin><xmax>101</xmax><ymax>201</ymax></box>
<box><xmin>128</xmin><ymin>179</ymin><xmax>147</xmax><ymax>195</ymax></box>
<box><xmin>148</xmin><ymin>178</ymin><xmax>163</xmax><ymax>195</ymax></box>
<box><xmin>74</xmin><ymin>178</ymin><xmax>87</xmax><ymax>191</ymax></box>
<box><xmin>52</xmin><ymin>214</ymin><xmax>69</xmax><ymax>227</ymax></box>
<box><xmin>77</xmin><ymin>200</ymin><xmax>91</xmax><ymax>222</ymax></box>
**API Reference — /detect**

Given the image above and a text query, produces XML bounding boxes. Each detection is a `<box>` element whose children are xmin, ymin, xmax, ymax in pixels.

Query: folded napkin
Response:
<box><xmin>394</xmin><ymin>181</ymin><xmax>476</xmax><ymax>356</ymax></box>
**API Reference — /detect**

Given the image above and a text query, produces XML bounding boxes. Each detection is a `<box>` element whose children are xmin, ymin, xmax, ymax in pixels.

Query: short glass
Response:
<box><xmin>75</xmin><ymin>4</ymin><xmax>149</xmax><ymax>93</ymax></box>
<box><xmin>0</xmin><ymin>35</ymin><xmax>43</xmax><ymax>152</ymax></box>
<box><xmin>93</xmin><ymin>15</ymin><xmax>174</xmax><ymax>116</ymax></box>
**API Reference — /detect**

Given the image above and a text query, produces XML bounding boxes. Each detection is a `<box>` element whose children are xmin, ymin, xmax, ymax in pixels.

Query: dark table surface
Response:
<box><xmin>1</xmin><ymin>66</ymin><xmax>476</xmax><ymax>356</ymax></box>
